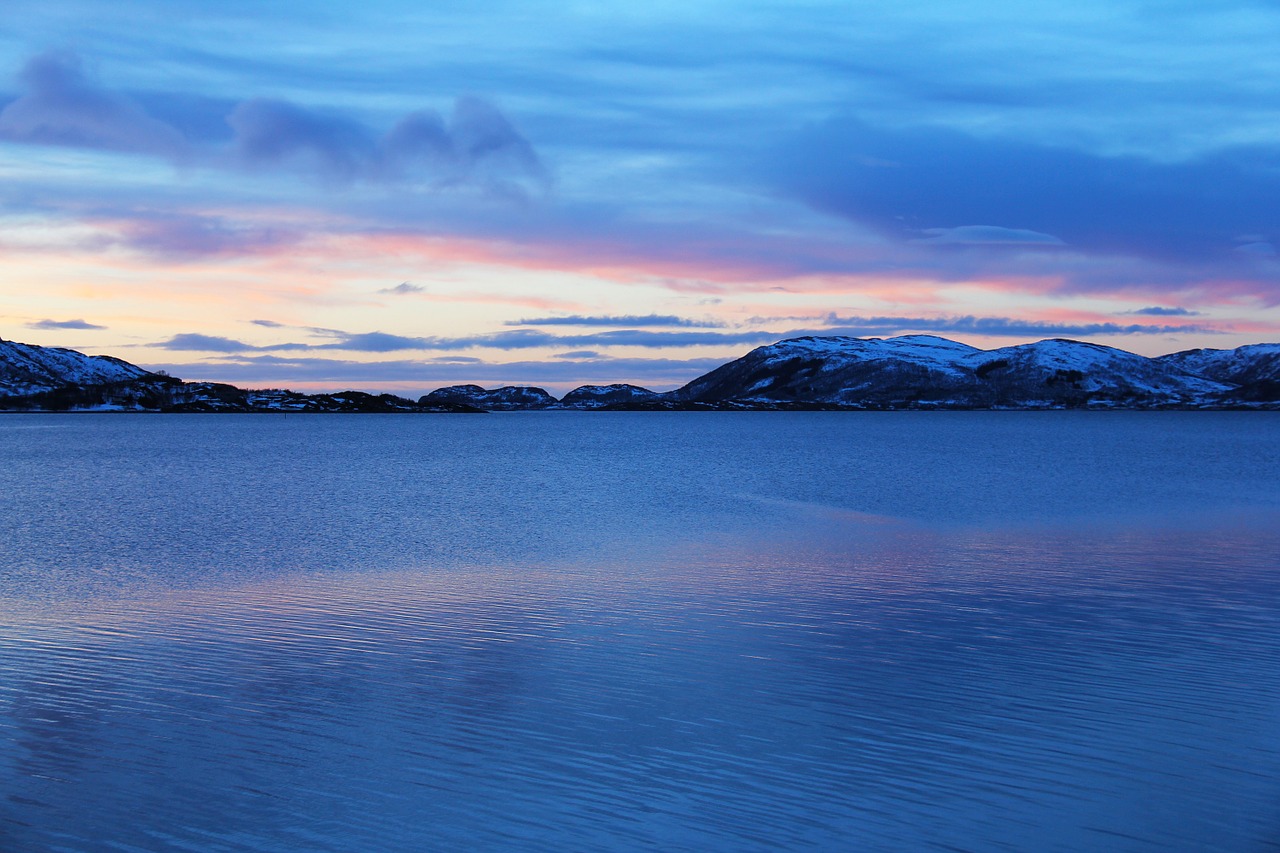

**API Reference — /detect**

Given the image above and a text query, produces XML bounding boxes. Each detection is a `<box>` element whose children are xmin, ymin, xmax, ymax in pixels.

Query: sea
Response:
<box><xmin>1</xmin><ymin>412</ymin><xmax>1277</xmax><ymax>852</ymax></box>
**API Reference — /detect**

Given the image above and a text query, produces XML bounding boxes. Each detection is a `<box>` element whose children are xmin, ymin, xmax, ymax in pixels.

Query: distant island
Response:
<box><xmin>2</xmin><ymin>334</ymin><xmax>1278</xmax><ymax>412</ymax></box>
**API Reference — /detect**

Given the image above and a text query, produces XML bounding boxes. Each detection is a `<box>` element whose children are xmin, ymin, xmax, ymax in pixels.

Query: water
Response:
<box><xmin>1</xmin><ymin>412</ymin><xmax>1277</xmax><ymax>851</ymax></box>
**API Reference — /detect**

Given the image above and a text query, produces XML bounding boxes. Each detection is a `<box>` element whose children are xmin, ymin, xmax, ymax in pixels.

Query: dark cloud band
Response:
<box><xmin>152</xmin><ymin>315</ymin><xmax>1215</xmax><ymax>356</ymax></box>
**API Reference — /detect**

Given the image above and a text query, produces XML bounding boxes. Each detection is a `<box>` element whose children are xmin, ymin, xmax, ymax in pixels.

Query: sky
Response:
<box><xmin>2</xmin><ymin>0</ymin><xmax>1279</xmax><ymax>394</ymax></box>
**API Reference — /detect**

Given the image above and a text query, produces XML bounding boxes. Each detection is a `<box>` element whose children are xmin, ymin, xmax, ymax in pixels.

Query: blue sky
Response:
<box><xmin>2</xmin><ymin>1</ymin><xmax>1278</xmax><ymax>392</ymax></box>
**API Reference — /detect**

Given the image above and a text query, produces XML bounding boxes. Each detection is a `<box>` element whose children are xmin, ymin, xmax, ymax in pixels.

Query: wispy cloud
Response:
<box><xmin>379</xmin><ymin>282</ymin><xmax>425</xmax><ymax>295</ymax></box>
<box><xmin>737</xmin><ymin>313</ymin><xmax>1218</xmax><ymax>339</ymax></box>
<box><xmin>1126</xmin><ymin>306</ymin><xmax>1200</xmax><ymax>317</ymax></box>
<box><xmin>141</xmin><ymin>353</ymin><xmax>727</xmax><ymax>393</ymax></box>
<box><xmin>150</xmin><ymin>314</ymin><xmax>1215</xmax><ymax>360</ymax></box>
<box><xmin>151</xmin><ymin>326</ymin><xmax>779</xmax><ymax>354</ymax></box>
<box><xmin>114</xmin><ymin>211</ymin><xmax>299</xmax><ymax>260</ymax></box>
<box><xmin>156</xmin><ymin>333</ymin><xmax>253</xmax><ymax>352</ymax></box>
<box><xmin>316</xmin><ymin>332</ymin><xmax>431</xmax><ymax>352</ymax></box>
<box><xmin>916</xmin><ymin>226</ymin><xmax>1065</xmax><ymax>247</ymax></box>
<box><xmin>813</xmin><ymin>314</ymin><xmax>1215</xmax><ymax>338</ymax></box>
<box><xmin>507</xmin><ymin>314</ymin><xmax>724</xmax><ymax>328</ymax></box>
<box><xmin>417</xmin><ymin>329</ymin><xmax>783</xmax><ymax>350</ymax></box>
<box><xmin>26</xmin><ymin>318</ymin><xmax>106</xmax><ymax>330</ymax></box>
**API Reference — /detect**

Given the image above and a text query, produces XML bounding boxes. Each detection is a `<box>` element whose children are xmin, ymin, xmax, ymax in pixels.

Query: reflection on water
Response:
<box><xmin>4</xmin><ymin>521</ymin><xmax>1278</xmax><ymax>852</ymax></box>
<box><xmin>1</xmin><ymin>414</ymin><xmax>1279</xmax><ymax>851</ymax></box>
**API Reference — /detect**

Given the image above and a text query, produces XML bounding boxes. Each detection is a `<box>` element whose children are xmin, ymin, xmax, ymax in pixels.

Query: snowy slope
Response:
<box><xmin>420</xmin><ymin>384</ymin><xmax>558</xmax><ymax>410</ymax></box>
<box><xmin>8</xmin><ymin>333</ymin><xmax>1279</xmax><ymax>412</ymax></box>
<box><xmin>673</xmin><ymin>335</ymin><xmax>982</xmax><ymax>404</ymax></box>
<box><xmin>559</xmin><ymin>384</ymin><xmax>661</xmax><ymax>409</ymax></box>
<box><xmin>0</xmin><ymin>339</ymin><xmax>484</xmax><ymax>412</ymax></box>
<box><xmin>1157</xmin><ymin>343</ymin><xmax>1280</xmax><ymax>386</ymax></box>
<box><xmin>0</xmin><ymin>338</ymin><xmax>153</xmax><ymax>395</ymax></box>
<box><xmin>672</xmin><ymin>334</ymin><xmax>1246</xmax><ymax>408</ymax></box>
<box><xmin>962</xmin><ymin>339</ymin><xmax>1230</xmax><ymax>406</ymax></box>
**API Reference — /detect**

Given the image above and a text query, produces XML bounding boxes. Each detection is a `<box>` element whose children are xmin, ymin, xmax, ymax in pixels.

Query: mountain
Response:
<box><xmin>420</xmin><ymin>384</ymin><xmax>558</xmax><ymax>411</ymax></box>
<box><xmin>406</xmin><ymin>336</ymin><xmax>1275</xmax><ymax>410</ymax></box>
<box><xmin>416</xmin><ymin>382</ymin><xmax>686</xmax><ymax>411</ymax></box>
<box><xmin>558</xmin><ymin>384</ymin><xmax>662</xmax><ymax>409</ymax></box>
<box><xmin>671</xmin><ymin>335</ymin><xmax>982</xmax><ymax>406</ymax></box>
<box><xmin>958</xmin><ymin>339</ymin><xmax>1230</xmax><ymax>408</ymax></box>
<box><xmin>669</xmin><ymin>335</ymin><xmax>1241</xmax><ymax>409</ymax></box>
<box><xmin>165</xmin><ymin>383</ymin><xmax>485</xmax><ymax>413</ymax></box>
<box><xmin>3</xmin><ymin>334</ymin><xmax>1278</xmax><ymax>412</ymax></box>
<box><xmin>0</xmin><ymin>338</ymin><xmax>482</xmax><ymax>413</ymax></box>
<box><xmin>0</xmin><ymin>338</ymin><xmax>153</xmax><ymax>396</ymax></box>
<box><xmin>421</xmin><ymin>383</ymin><xmax>663</xmax><ymax>410</ymax></box>
<box><xmin>1157</xmin><ymin>343</ymin><xmax>1280</xmax><ymax>384</ymax></box>
<box><xmin>1157</xmin><ymin>344</ymin><xmax>1280</xmax><ymax>402</ymax></box>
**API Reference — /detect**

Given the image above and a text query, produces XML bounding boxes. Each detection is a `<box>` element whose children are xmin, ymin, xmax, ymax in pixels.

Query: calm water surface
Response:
<box><xmin>1</xmin><ymin>412</ymin><xmax>1278</xmax><ymax>851</ymax></box>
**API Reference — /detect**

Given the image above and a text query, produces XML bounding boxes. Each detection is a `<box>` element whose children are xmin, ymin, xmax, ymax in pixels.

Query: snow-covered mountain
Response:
<box><xmin>669</xmin><ymin>335</ymin><xmax>1267</xmax><ymax>409</ymax></box>
<box><xmin>420</xmin><ymin>384</ymin><xmax>558</xmax><ymax>410</ymax></box>
<box><xmin>558</xmin><ymin>384</ymin><xmax>662</xmax><ymax>409</ymax></box>
<box><xmin>4</xmin><ymin>334</ymin><xmax>1278</xmax><ymax>411</ymax></box>
<box><xmin>410</xmin><ymin>336</ymin><xmax>1274</xmax><ymax>410</ymax></box>
<box><xmin>0</xmin><ymin>338</ymin><xmax>154</xmax><ymax>396</ymax></box>
<box><xmin>168</xmin><ymin>384</ymin><xmax>484</xmax><ymax>413</ymax></box>
<box><xmin>420</xmin><ymin>382</ymin><xmax>662</xmax><ymax>410</ymax></box>
<box><xmin>1156</xmin><ymin>344</ymin><xmax>1280</xmax><ymax>402</ymax></box>
<box><xmin>0</xmin><ymin>339</ymin><xmax>481</xmax><ymax>413</ymax></box>
<box><xmin>1157</xmin><ymin>343</ymin><xmax>1280</xmax><ymax>383</ymax></box>
<box><xmin>959</xmin><ymin>339</ymin><xmax>1230</xmax><ymax>407</ymax></box>
<box><xmin>672</xmin><ymin>335</ymin><xmax>982</xmax><ymax>406</ymax></box>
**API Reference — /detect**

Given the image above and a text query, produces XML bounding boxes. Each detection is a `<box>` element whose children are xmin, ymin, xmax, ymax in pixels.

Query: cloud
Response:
<box><xmin>116</xmin><ymin>212</ymin><xmax>298</xmax><ymax>260</ymax></box>
<box><xmin>26</xmin><ymin>318</ymin><xmax>106</xmax><ymax>330</ymax></box>
<box><xmin>507</xmin><ymin>314</ymin><xmax>724</xmax><ymax>328</ymax></box>
<box><xmin>442</xmin><ymin>96</ymin><xmax>546</xmax><ymax>193</ymax></box>
<box><xmin>812</xmin><ymin>314</ymin><xmax>1215</xmax><ymax>338</ymax></box>
<box><xmin>247</xmin><ymin>319</ymin><xmax>344</xmax><ymax>337</ymax></box>
<box><xmin>156</xmin><ymin>333</ymin><xmax>253</xmax><ymax>352</ymax></box>
<box><xmin>228</xmin><ymin>97</ymin><xmax>377</xmax><ymax>182</ymax></box>
<box><xmin>0</xmin><ymin>51</ymin><xmax>544</xmax><ymax>197</ymax></box>
<box><xmin>379</xmin><ymin>110</ymin><xmax>453</xmax><ymax>178</ymax></box>
<box><xmin>774</xmin><ymin>115</ymin><xmax>1280</xmax><ymax>265</ymax></box>
<box><xmin>380</xmin><ymin>282</ymin><xmax>425</xmax><ymax>295</ymax></box>
<box><xmin>155</xmin><ymin>316</ymin><xmax>1214</xmax><ymax>361</ymax></box>
<box><xmin>917</xmin><ymin>225</ymin><xmax>1065</xmax><ymax>246</ymax></box>
<box><xmin>228</xmin><ymin>92</ymin><xmax>546</xmax><ymax>193</ymax></box>
<box><xmin>1127</xmin><ymin>306</ymin><xmax>1199</xmax><ymax>317</ymax></box>
<box><xmin>1235</xmin><ymin>241</ymin><xmax>1276</xmax><ymax>258</ymax></box>
<box><xmin>141</xmin><ymin>353</ymin><xmax>727</xmax><ymax>392</ymax></box>
<box><xmin>304</xmin><ymin>328</ymin><xmax>767</xmax><ymax>351</ymax></box>
<box><xmin>0</xmin><ymin>51</ymin><xmax>187</xmax><ymax>156</ymax></box>
<box><xmin>317</xmin><ymin>332</ymin><xmax>431</xmax><ymax>352</ymax></box>
<box><xmin>155</xmin><ymin>327</ymin><xmax>431</xmax><ymax>354</ymax></box>
<box><xmin>156</xmin><ymin>326</ymin><xmax>785</xmax><ymax>354</ymax></box>
<box><xmin>140</xmin><ymin>313</ymin><xmax>1234</xmax><ymax>396</ymax></box>
<box><xmin>420</xmin><ymin>329</ymin><xmax>780</xmax><ymax>350</ymax></box>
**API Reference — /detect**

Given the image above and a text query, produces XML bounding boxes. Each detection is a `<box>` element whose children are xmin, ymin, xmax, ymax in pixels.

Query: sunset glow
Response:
<box><xmin>3</xmin><ymin>2</ymin><xmax>1278</xmax><ymax>393</ymax></box>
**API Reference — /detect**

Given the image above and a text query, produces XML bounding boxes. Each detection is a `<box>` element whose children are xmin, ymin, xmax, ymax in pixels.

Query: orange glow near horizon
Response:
<box><xmin>4</xmin><ymin>210</ymin><xmax>1279</xmax><ymax>391</ymax></box>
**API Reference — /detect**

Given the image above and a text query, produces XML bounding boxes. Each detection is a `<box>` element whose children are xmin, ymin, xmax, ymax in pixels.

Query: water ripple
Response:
<box><xmin>2</xmin><ymin>415</ymin><xmax>1279</xmax><ymax>851</ymax></box>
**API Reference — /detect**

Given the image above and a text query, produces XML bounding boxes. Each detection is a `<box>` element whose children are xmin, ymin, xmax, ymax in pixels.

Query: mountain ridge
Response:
<box><xmin>1</xmin><ymin>334</ymin><xmax>1277</xmax><ymax>411</ymax></box>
